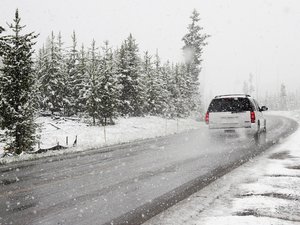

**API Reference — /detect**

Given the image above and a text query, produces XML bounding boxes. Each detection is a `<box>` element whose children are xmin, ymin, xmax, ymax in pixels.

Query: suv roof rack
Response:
<box><xmin>214</xmin><ymin>94</ymin><xmax>251</xmax><ymax>98</ymax></box>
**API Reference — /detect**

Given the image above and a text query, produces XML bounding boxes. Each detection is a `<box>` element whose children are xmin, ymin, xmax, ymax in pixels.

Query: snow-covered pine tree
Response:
<box><xmin>35</xmin><ymin>45</ymin><xmax>49</xmax><ymax>111</ymax></box>
<box><xmin>171</xmin><ymin>64</ymin><xmax>182</xmax><ymax>117</ymax></box>
<box><xmin>30</xmin><ymin>47</ymin><xmax>44</xmax><ymax>113</ymax></box>
<box><xmin>117</xmin><ymin>34</ymin><xmax>145</xmax><ymax>116</ymax></box>
<box><xmin>0</xmin><ymin>26</ymin><xmax>5</xmax><ymax>55</ymax></box>
<box><xmin>159</xmin><ymin>60</ymin><xmax>173</xmax><ymax>117</ymax></box>
<box><xmin>164</xmin><ymin>63</ymin><xmax>178</xmax><ymax>118</ymax></box>
<box><xmin>0</xmin><ymin>25</ymin><xmax>5</xmax><ymax>124</ymax></box>
<box><xmin>0</xmin><ymin>26</ymin><xmax>5</xmax><ymax>127</ymax></box>
<box><xmin>0</xmin><ymin>26</ymin><xmax>6</xmax><ymax>54</ymax></box>
<box><xmin>84</xmin><ymin>40</ymin><xmax>101</xmax><ymax>125</ymax></box>
<box><xmin>39</xmin><ymin>32</ymin><xmax>65</xmax><ymax>114</ymax></box>
<box><xmin>0</xmin><ymin>9</ymin><xmax>38</xmax><ymax>154</ymax></box>
<box><xmin>64</xmin><ymin>31</ymin><xmax>80</xmax><ymax>115</ymax></box>
<box><xmin>36</xmin><ymin>47</ymin><xmax>45</xmax><ymax>78</ymax></box>
<box><xmin>116</xmin><ymin>43</ymin><xmax>131</xmax><ymax>116</ymax></box>
<box><xmin>141</xmin><ymin>51</ymin><xmax>152</xmax><ymax>114</ymax></box>
<box><xmin>182</xmin><ymin>9</ymin><xmax>209</xmax><ymax>113</ymax></box>
<box><xmin>56</xmin><ymin>32</ymin><xmax>74</xmax><ymax>116</ymax></box>
<box><xmin>76</xmin><ymin>44</ymin><xmax>88</xmax><ymax>113</ymax></box>
<box><xmin>143</xmin><ymin>51</ymin><xmax>166</xmax><ymax>115</ymax></box>
<box><xmin>173</xmin><ymin>63</ymin><xmax>190</xmax><ymax>117</ymax></box>
<box><xmin>97</xmin><ymin>41</ymin><xmax>120</xmax><ymax>125</ymax></box>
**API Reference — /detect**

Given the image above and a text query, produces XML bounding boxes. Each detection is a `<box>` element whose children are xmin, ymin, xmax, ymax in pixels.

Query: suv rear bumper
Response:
<box><xmin>208</xmin><ymin>123</ymin><xmax>258</xmax><ymax>135</ymax></box>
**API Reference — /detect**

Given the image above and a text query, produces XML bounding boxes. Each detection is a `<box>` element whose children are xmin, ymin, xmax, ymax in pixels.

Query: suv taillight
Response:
<box><xmin>250</xmin><ymin>111</ymin><xmax>255</xmax><ymax>123</ymax></box>
<box><xmin>205</xmin><ymin>112</ymin><xmax>209</xmax><ymax>124</ymax></box>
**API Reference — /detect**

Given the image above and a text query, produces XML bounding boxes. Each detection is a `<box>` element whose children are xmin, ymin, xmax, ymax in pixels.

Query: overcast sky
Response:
<box><xmin>1</xmin><ymin>0</ymin><xmax>300</xmax><ymax>105</ymax></box>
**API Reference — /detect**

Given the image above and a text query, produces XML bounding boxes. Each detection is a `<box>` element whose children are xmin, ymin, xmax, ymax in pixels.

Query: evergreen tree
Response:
<box><xmin>35</xmin><ymin>45</ymin><xmax>48</xmax><ymax>110</ymax></box>
<box><xmin>116</xmin><ymin>43</ymin><xmax>130</xmax><ymax>115</ymax></box>
<box><xmin>97</xmin><ymin>41</ymin><xmax>120</xmax><ymax>125</ymax></box>
<box><xmin>39</xmin><ymin>32</ymin><xmax>64</xmax><ymax>114</ymax></box>
<box><xmin>174</xmin><ymin>63</ymin><xmax>190</xmax><ymax>117</ymax></box>
<box><xmin>165</xmin><ymin>63</ymin><xmax>179</xmax><ymax>117</ymax></box>
<box><xmin>56</xmin><ymin>32</ymin><xmax>70</xmax><ymax>116</ymax></box>
<box><xmin>141</xmin><ymin>51</ymin><xmax>153</xmax><ymax>114</ymax></box>
<box><xmin>126</xmin><ymin>34</ymin><xmax>145</xmax><ymax>116</ymax></box>
<box><xmin>117</xmin><ymin>34</ymin><xmax>145</xmax><ymax>116</ymax></box>
<box><xmin>84</xmin><ymin>40</ymin><xmax>101</xmax><ymax>125</ymax></box>
<box><xmin>160</xmin><ymin>60</ymin><xmax>173</xmax><ymax>117</ymax></box>
<box><xmin>143</xmin><ymin>51</ymin><xmax>167</xmax><ymax>115</ymax></box>
<box><xmin>0</xmin><ymin>26</ymin><xmax>5</xmax><ymax>52</ymax></box>
<box><xmin>182</xmin><ymin>9</ymin><xmax>209</xmax><ymax>113</ymax></box>
<box><xmin>76</xmin><ymin>44</ymin><xmax>88</xmax><ymax>113</ymax></box>
<box><xmin>65</xmin><ymin>31</ymin><xmax>80</xmax><ymax>115</ymax></box>
<box><xmin>31</xmin><ymin>47</ymin><xmax>44</xmax><ymax>112</ymax></box>
<box><xmin>0</xmin><ymin>26</ymin><xmax>6</xmax><ymax>55</ymax></box>
<box><xmin>0</xmin><ymin>26</ymin><xmax>5</xmax><ymax>128</ymax></box>
<box><xmin>0</xmin><ymin>9</ymin><xmax>38</xmax><ymax>154</ymax></box>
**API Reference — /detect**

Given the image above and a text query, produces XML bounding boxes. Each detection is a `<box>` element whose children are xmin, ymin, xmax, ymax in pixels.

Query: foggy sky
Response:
<box><xmin>1</xmin><ymin>0</ymin><xmax>300</xmax><ymax>105</ymax></box>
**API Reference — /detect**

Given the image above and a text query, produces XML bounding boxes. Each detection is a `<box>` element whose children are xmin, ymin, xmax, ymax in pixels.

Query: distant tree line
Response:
<box><xmin>262</xmin><ymin>84</ymin><xmax>300</xmax><ymax>111</ymax></box>
<box><xmin>0</xmin><ymin>9</ymin><xmax>208</xmax><ymax>154</ymax></box>
<box><xmin>35</xmin><ymin>9</ymin><xmax>208</xmax><ymax>126</ymax></box>
<box><xmin>242</xmin><ymin>74</ymin><xmax>300</xmax><ymax>111</ymax></box>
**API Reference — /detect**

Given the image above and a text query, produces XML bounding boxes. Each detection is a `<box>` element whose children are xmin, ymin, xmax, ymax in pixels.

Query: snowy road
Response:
<box><xmin>0</xmin><ymin>115</ymin><xmax>297</xmax><ymax>225</ymax></box>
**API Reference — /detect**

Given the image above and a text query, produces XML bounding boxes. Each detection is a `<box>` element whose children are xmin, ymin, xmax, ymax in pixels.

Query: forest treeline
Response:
<box><xmin>0</xmin><ymin>9</ymin><xmax>208</xmax><ymax>153</ymax></box>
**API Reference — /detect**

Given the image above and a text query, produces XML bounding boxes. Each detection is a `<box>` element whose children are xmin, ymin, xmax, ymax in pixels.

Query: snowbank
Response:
<box><xmin>0</xmin><ymin>116</ymin><xmax>203</xmax><ymax>164</ymax></box>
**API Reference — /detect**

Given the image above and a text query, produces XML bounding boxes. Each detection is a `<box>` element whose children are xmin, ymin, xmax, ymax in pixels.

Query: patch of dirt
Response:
<box><xmin>269</xmin><ymin>151</ymin><xmax>292</xmax><ymax>160</ymax></box>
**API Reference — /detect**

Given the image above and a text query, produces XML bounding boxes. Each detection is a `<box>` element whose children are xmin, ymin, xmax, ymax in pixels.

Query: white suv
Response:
<box><xmin>205</xmin><ymin>94</ymin><xmax>268</xmax><ymax>135</ymax></box>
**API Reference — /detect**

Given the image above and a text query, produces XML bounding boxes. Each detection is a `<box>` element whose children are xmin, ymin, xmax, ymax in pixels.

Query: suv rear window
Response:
<box><xmin>208</xmin><ymin>98</ymin><xmax>254</xmax><ymax>112</ymax></box>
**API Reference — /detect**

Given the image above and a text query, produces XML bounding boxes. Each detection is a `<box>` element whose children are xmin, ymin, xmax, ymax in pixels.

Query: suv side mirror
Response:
<box><xmin>260</xmin><ymin>106</ymin><xmax>268</xmax><ymax>111</ymax></box>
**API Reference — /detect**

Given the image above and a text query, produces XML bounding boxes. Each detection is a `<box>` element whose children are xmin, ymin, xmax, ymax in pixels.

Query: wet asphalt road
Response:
<box><xmin>0</xmin><ymin>115</ymin><xmax>298</xmax><ymax>225</ymax></box>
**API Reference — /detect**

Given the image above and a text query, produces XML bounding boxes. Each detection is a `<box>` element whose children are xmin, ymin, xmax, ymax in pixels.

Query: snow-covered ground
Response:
<box><xmin>0</xmin><ymin>116</ymin><xmax>203</xmax><ymax>164</ymax></box>
<box><xmin>145</xmin><ymin>111</ymin><xmax>300</xmax><ymax>225</ymax></box>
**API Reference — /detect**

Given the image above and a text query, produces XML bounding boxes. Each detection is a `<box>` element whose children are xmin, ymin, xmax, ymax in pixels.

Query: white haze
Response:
<box><xmin>1</xmin><ymin>0</ymin><xmax>300</xmax><ymax>106</ymax></box>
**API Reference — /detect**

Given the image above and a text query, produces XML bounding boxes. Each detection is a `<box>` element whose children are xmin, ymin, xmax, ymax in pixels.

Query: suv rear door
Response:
<box><xmin>207</xmin><ymin>97</ymin><xmax>253</xmax><ymax>129</ymax></box>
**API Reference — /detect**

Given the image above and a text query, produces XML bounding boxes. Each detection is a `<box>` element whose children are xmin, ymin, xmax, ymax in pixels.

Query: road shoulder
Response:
<box><xmin>145</xmin><ymin>111</ymin><xmax>300</xmax><ymax>225</ymax></box>
<box><xmin>0</xmin><ymin>116</ymin><xmax>203</xmax><ymax>165</ymax></box>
